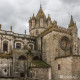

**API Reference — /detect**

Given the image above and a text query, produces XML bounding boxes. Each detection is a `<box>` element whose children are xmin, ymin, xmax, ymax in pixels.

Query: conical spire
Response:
<box><xmin>69</xmin><ymin>15</ymin><xmax>75</xmax><ymax>27</ymax></box>
<box><xmin>36</xmin><ymin>4</ymin><xmax>46</xmax><ymax>20</ymax></box>
<box><xmin>10</xmin><ymin>26</ymin><xmax>12</xmax><ymax>31</ymax></box>
<box><xmin>40</xmin><ymin>3</ymin><xmax>42</xmax><ymax>10</ymax></box>
<box><xmin>29</xmin><ymin>17</ymin><xmax>32</xmax><ymax>22</ymax></box>
<box><xmin>47</xmin><ymin>14</ymin><xmax>51</xmax><ymax>20</ymax></box>
<box><xmin>40</xmin><ymin>0</ymin><xmax>42</xmax><ymax>10</ymax></box>
<box><xmin>32</xmin><ymin>13</ymin><xmax>36</xmax><ymax>20</ymax></box>
<box><xmin>0</xmin><ymin>24</ymin><xmax>1</xmax><ymax>30</ymax></box>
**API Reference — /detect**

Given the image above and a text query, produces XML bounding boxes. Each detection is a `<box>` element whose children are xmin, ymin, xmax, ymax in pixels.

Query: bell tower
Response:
<box><xmin>29</xmin><ymin>5</ymin><xmax>52</xmax><ymax>37</ymax></box>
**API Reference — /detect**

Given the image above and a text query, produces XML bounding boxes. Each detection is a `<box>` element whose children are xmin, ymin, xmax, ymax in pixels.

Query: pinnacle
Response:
<box><xmin>69</xmin><ymin>15</ymin><xmax>75</xmax><ymax>27</ymax></box>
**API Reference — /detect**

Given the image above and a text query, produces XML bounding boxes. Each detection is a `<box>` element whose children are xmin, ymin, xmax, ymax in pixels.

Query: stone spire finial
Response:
<box><xmin>0</xmin><ymin>24</ymin><xmax>1</xmax><ymax>30</ymax></box>
<box><xmin>47</xmin><ymin>14</ymin><xmax>51</xmax><ymax>20</ymax></box>
<box><xmin>10</xmin><ymin>26</ymin><xmax>12</xmax><ymax>31</ymax></box>
<box><xmin>29</xmin><ymin>17</ymin><xmax>32</xmax><ymax>22</ymax></box>
<box><xmin>48</xmin><ymin>14</ymin><xmax>50</xmax><ymax>17</ymax></box>
<box><xmin>32</xmin><ymin>13</ymin><xmax>35</xmax><ymax>20</ymax></box>
<box><xmin>25</xmin><ymin>30</ymin><xmax>26</xmax><ymax>34</ymax></box>
<box><xmin>69</xmin><ymin>15</ymin><xmax>75</xmax><ymax>27</ymax></box>
<box><xmin>30</xmin><ymin>17</ymin><xmax>31</xmax><ymax>19</ymax></box>
<box><xmin>33</xmin><ymin>13</ymin><xmax>34</xmax><ymax>17</ymax></box>
<box><xmin>40</xmin><ymin>0</ymin><xmax>42</xmax><ymax>9</ymax></box>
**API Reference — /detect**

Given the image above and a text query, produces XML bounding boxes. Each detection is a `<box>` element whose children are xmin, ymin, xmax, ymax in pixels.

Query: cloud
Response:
<box><xmin>61</xmin><ymin>0</ymin><xmax>80</xmax><ymax>5</ymax></box>
<box><xmin>0</xmin><ymin>0</ymin><xmax>80</xmax><ymax>37</ymax></box>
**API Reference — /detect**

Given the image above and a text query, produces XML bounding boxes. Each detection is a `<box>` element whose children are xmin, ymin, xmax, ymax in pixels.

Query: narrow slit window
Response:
<box><xmin>58</xmin><ymin>64</ymin><xmax>61</xmax><ymax>70</ymax></box>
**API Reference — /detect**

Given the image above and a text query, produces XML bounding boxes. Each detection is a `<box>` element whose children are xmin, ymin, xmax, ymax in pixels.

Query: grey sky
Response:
<box><xmin>0</xmin><ymin>0</ymin><xmax>80</xmax><ymax>37</ymax></box>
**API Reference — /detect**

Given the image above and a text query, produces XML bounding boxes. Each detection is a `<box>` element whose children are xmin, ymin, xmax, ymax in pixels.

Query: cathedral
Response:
<box><xmin>0</xmin><ymin>5</ymin><xmax>80</xmax><ymax>80</ymax></box>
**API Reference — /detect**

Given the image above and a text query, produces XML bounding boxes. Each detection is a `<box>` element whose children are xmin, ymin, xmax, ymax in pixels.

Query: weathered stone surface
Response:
<box><xmin>0</xmin><ymin>4</ymin><xmax>80</xmax><ymax>80</ymax></box>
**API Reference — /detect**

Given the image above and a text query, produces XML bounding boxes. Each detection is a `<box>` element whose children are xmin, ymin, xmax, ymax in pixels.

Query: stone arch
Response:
<box><xmin>15</xmin><ymin>40</ymin><xmax>24</xmax><ymax>49</ymax></box>
<box><xmin>29</xmin><ymin>44</ymin><xmax>33</xmax><ymax>50</ymax></box>
<box><xmin>28</xmin><ymin>43</ymin><xmax>34</xmax><ymax>50</ymax></box>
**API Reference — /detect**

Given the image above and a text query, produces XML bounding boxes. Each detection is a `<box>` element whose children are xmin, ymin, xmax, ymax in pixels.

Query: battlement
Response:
<box><xmin>0</xmin><ymin>30</ymin><xmax>36</xmax><ymax>39</ymax></box>
<box><xmin>57</xmin><ymin>26</ymin><xmax>70</xmax><ymax>34</ymax></box>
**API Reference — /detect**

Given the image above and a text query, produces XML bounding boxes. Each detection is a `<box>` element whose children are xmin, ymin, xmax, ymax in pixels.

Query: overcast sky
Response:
<box><xmin>0</xmin><ymin>0</ymin><xmax>80</xmax><ymax>37</ymax></box>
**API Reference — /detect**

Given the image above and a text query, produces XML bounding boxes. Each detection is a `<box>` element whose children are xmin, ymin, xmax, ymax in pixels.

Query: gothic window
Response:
<box><xmin>58</xmin><ymin>64</ymin><xmax>61</xmax><ymax>70</ymax></box>
<box><xmin>3</xmin><ymin>41</ymin><xmax>8</xmax><ymax>52</ymax></box>
<box><xmin>29</xmin><ymin>44</ymin><xmax>34</xmax><ymax>50</ymax></box>
<box><xmin>18</xmin><ymin>55</ymin><xmax>26</xmax><ymax>60</ymax></box>
<box><xmin>16</xmin><ymin>43</ymin><xmax>21</xmax><ymax>49</ymax></box>
<box><xmin>36</xmin><ymin>30</ymin><xmax>39</xmax><ymax>35</ymax></box>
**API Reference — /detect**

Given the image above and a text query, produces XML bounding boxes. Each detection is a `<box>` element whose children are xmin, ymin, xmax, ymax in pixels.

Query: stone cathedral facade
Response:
<box><xmin>0</xmin><ymin>5</ymin><xmax>80</xmax><ymax>80</ymax></box>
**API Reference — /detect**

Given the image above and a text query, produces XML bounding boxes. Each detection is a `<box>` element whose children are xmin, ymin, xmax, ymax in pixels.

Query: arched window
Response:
<box><xmin>18</xmin><ymin>55</ymin><xmax>26</xmax><ymax>60</ymax></box>
<box><xmin>3</xmin><ymin>41</ymin><xmax>8</xmax><ymax>52</ymax></box>
<box><xmin>29</xmin><ymin>44</ymin><xmax>34</xmax><ymax>50</ymax></box>
<box><xmin>33</xmin><ymin>56</ymin><xmax>40</xmax><ymax>60</ymax></box>
<box><xmin>16</xmin><ymin>43</ymin><xmax>21</xmax><ymax>49</ymax></box>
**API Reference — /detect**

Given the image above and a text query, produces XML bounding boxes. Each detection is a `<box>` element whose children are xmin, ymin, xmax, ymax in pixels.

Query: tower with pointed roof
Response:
<box><xmin>68</xmin><ymin>15</ymin><xmax>77</xmax><ymax>30</ymax></box>
<box><xmin>68</xmin><ymin>15</ymin><xmax>78</xmax><ymax>55</ymax></box>
<box><xmin>29</xmin><ymin>5</ymin><xmax>52</xmax><ymax>36</ymax></box>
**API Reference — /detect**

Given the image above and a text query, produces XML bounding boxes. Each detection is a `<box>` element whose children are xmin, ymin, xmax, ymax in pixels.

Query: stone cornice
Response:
<box><xmin>36</xmin><ymin>25</ymin><xmax>71</xmax><ymax>39</ymax></box>
<box><xmin>0</xmin><ymin>30</ymin><xmax>36</xmax><ymax>40</ymax></box>
<box><xmin>29</xmin><ymin>27</ymin><xmax>47</xmax><ymax>32</ymax></box>
<box><xmin>55</xmin><ymin>55</ymin><xmax>80</xmax><ymax>60</ymax></box>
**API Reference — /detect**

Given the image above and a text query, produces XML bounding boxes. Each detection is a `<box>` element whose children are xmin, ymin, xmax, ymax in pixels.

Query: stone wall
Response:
<box><xmin>41</xmin><ymin>29</ymin><xmax>71</xmax><ymax>80</ymax></box>
<box><xmin>30</xmin><ymin>68</ymin><xmax>51</xmax><ymax>80</ymax></box>
<box><xmin>0</xmin><ymin>77</ymin><xmax>39</xmax><ymax>80</ymax></box>
<box><xmin>0</xmin><ymin>30</ymin><xmax>35</xmax><ymax>54</ymax></box>
<box><xmin>78</xmin><ymin>39</ymin><xmax>80</xmax><ymax>55</ymax></box>
<box><xmin>0</xmin><ymin>58</ymin><xmax>12</xmax><ymax>77</ymax></box>
<box><xmin>72</xmin><ymin>56</ymin><xmax>80</xmax><ymax>80</ymax></box>
<box><xmin>55</xmin><ymin>56</ymin><xmax>80</xmax><ymax>80</ymax></box>
<box><xmin>55</xmin><ymin>56</ymin><xmax>72</xmax><ymax>80</ymax></box>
